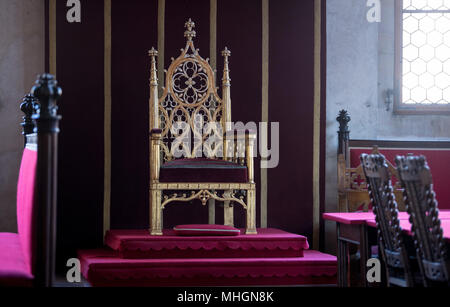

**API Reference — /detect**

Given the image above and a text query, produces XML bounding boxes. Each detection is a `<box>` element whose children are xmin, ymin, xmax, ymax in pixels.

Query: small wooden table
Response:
<box><xmin>324</xmin><ymin>210</ymin><xmax>450</xmax><ymax>287</ymax></box>
<box><xmin>323</xmin><ymin>212</ymin><xmax>376</xmax><ymax>287</ymax></box>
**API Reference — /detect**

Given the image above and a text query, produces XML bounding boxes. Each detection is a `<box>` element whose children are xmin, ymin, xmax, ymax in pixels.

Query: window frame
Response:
<box><xmin>394</xmin><ymin>0</ymin><xmax>450</xmax><ymax>115</ymax></box>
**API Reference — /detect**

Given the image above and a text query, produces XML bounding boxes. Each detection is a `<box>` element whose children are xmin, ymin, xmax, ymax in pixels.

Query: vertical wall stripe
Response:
<box><xmin>312</xmin><ymin>0</ymin><xmax>322</xmax><ymax>250</ymax></box>
<box><xmin>210</xmin><ymin>0</ymin><xmax>217</xmax><ymax>71</ymax></box>
<box><xmin>209</xmin><ymin>0</ymin><xmax>217</xmax><ymax>225</ymax></box>
<box><xmin>158</xmin><ymin>0</ymin><xmax>165</xmax><ymax>95</ymax></box>
<box><xmin>49</xmin><ymin>0</ymin><xmax>56</xmax><ymax>75</ymax></box>
<box><xmin>261</xmin><ymin>0</ymin><xmax>269</xmax><ymax>228</ymax></box>
<box><xmin>103</xmin><ymin>0</ymin><xmax>112</xmax><ymax>238</ymax></box>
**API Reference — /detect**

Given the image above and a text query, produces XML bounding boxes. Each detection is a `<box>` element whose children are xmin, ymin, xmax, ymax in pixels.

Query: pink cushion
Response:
<box><xmin>0</xmin><ymin>233</ymin><xmax>33</xmax><ymax>286</ymax></box>
<box><xmin>16</xmin><ymin>148</ymin><xmax>37</xmax><ymax>274</ymax></box>
<box><xmin>173</xmin><ymin>224</ymin><xmax>240</xmax><ymax>236</ymax></box>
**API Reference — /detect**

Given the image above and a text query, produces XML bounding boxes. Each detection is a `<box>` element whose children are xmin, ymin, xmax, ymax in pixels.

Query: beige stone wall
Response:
<box><xmin>0</xmin><ymin>0</ymin><xmax>45</xmax><ymax>232</ymax></box>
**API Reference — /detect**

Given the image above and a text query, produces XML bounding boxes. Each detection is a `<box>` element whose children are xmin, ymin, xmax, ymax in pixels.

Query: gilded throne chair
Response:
<box><xmin>148</xmin><ymin>19</ymin><xmax>257</xmax><ymax>236</ymax></box>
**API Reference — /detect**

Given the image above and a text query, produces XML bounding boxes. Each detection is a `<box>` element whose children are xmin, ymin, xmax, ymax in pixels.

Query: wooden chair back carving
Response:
<box><xmin>361</xmin><ymin>153</ymin><xmax>415</xmax><ymax>286</ymax></box>
<box><xmin>337</xmin><ymin>110</ymin><xmax>404</xmax><ymax>212</ymax></box>
<box><xmin>395</xmin><ymin>155</ymin><xmax>450</xmax><ymax>286</ymax></box>
<box><xmin>149</xmin><ymin>19</ymin><xmax>230</xmax><ymax>162</ymax></box>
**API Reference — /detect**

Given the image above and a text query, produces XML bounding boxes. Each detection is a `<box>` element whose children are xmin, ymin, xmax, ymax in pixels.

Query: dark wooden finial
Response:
<box><xmin>31</xmin><ymin>74</ymin><xmax>62</xmax><ymax>133</ymax></box>
<box><xmin>20</xmin><ymin>94</ymin><xmax>40</xmax><ymax>136</ymax></box>
<box><xmin>337</xmin><ymin>109</ymin><xmax>350</xmax><ymax>134</ymax></box>
<box><xmin>337</xmin><ymin>110</ymin><xmax>351</xmax><ymax>157</ymax></box>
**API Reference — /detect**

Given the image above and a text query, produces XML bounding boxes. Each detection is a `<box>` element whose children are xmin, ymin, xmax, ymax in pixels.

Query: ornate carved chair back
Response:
<box><xmin>149</xmin><ymin>19</ymin><xmax>231</xmax><ymax>162</ymax></box>
<box><xmin>361</xmin><ymin>153</ymin><xmax>416</xmax><ymax>287</ymax></box>
<box><xmin>395</xmin><ymin>155</ymin><xmax>450</xmax><ymax>286</ymax></box>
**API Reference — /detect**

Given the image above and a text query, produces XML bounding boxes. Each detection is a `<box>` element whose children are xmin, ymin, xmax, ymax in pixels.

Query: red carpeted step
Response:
<box><xmin>105</xmin><ymin>228</ymin><xmax>309</xmax><ymax>259</ymax></box>
<box><xmin>77</xmin><ymin>249</ymin><xmax>337</xmax><ymax>287</ymax></box>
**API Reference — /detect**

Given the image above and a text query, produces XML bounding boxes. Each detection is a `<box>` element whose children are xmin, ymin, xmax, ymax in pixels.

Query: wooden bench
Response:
<box><xmin>336</xmin><ymin>110</ymin><xmax>450</xmax><ymax>212</ymax></box>
<box><xmin>0</xmin><ymin>74</ymin><xmax>62</xmax><ymax>287</ymax></box>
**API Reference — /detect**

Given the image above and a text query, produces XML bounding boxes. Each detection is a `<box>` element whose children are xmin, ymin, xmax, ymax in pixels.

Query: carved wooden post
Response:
<box><xmin>31</xmin><ymin>74</ymin><xmax>62</xmax><ymax>287</ymax></box>
<box><xmin>222</xmin><ymin>47</ymin><xmax>232</xmax><ymax>161</ymax></box>
<box><xmin>20</xmin><ymin>94</ymin><xmax>39</xmax><ymax>147</ymax></box>
<box><xmin>150</xmin><ymin>129</ymin><xmax>162</xmax><ymax>236</ymax></box>
<box><xmin>148</xmin><ymin>47</ymin><xmax>159</xmax><ymax>130</ymax></box>
<box><xmin>337</xmin><ymin>110</ymin><xmax>350</xmax><ymax>212</ymax></box>
<box><xmin>337</xmin><ymin>110</ymin><xmax>351</xmax><ymax>167</ymax></box>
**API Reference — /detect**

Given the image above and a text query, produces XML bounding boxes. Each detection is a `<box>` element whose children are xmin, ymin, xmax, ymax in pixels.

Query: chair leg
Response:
<box><xmin>224</xmin><ymin>190</ymin><xmax>234</xmax><ymax>227</ymax></box>
<box><xmin>246</xmin><ymin>189</ymin><xmax>257</xmax><ymax>235</ymax></box>
<box><xmin>150</xmin><ymin>189</ymin><xmax>163</xmax><ymax>235</ymax></box>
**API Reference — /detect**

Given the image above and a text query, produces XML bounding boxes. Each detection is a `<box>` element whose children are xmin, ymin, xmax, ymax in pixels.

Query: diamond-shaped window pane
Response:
<box><xmin>436</xmin><ymin>45</ymin><xmax>450</xmax><ymax>61</ymax></box>
<box><xmin>411</xmin><ymin>31</ymin><xmax>427</xmax><ymax>47</ymax></box>
<box><xmin>411</xmin><ymin>59</ymin><xmax>427</xmax><ymax>74</ymax></box>
<box><xmin>428</xmin><ymin>87</ymin><xmax>443</xmax><ymax>102</ymax></box>
<box><xmin>435</xmin><ymin>72</ymin><xmax>449</xmax><ymax>89</ymax></box>
<box><xmin>427</xmin><ymin>0</ymin><xmax>444</xmax><ymax>9</ymax></box>
<box><xmin>411</xmin><ymin>0</ymin><xmax>428</xmax><ymax>9</ymax></box>
<box><xmin>411</xmin><ymin>87</ymin><xmax>427</xmax><ymax>102</ymax></box>
<box><xmin>436</xmin><ymin>16</ymin><xmax>450</xmax><ymax>33</ymax></box>
<box><xmin>427</xmin><ymin>59</ymin><xmax>443</xmax><ymax>74</ymax></box>
<box><xmin>419</xmin><ymin>73</ymin><xmax>435</xmax><ymax>88</ymax></box>
<box><xmin>428</xmin><ymin>31</ymin><xmax>443</xmax><ymax>47</ymax></box>
<box><xmin>419</xmin><ymin>16</ymin><xmax>435</xmax><ymax>33</ymax></box>
<box><xmin>404</xmin><ymin>15</ymin><xmax>420</xmax><ymax>33</ymax></box>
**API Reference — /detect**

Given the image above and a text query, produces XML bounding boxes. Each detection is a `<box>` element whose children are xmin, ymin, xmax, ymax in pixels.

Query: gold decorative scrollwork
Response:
<box><xmin>157</xmin><ymin>21</ymin><xmax>224</xmax><ymax>162</ymax></box>
<box><xmin>161</xmin><ymin>189</ymin><xmax>247</xmax><ymax>210</ymax></box>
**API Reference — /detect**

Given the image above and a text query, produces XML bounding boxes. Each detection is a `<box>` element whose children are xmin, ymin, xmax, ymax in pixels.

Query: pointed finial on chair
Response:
<box><xmin>222</xmin><ymin>47</ymin><xmax>231</xmax><ymax>58</ymax></box>
<box><xmin>184</xmin><ymin>18</ymin><xmax>196</xmax><ymax>41</ymax></box>
<box><xmin>148</xmin><ymin>47</ymin><xmax>158</xmax><ymax>57</ymax></box>
<box><xmin>337</xmin><ymin>109</ymin><xmax>350</xmax><ymax>133</ymax></box>
<box><xmin>30</xmin><ymin>74</ymin><xmax>62</xmax><ymax>133</ymax></box>
<box><xmin>20</xmin><ymin>94</ymin><xmax>40</xmax><ymax>136</ymax></box>
<box><xmin>31</xmin><ymin>74</ymin><xmax>62</xmax><ymax>118</ymax></box>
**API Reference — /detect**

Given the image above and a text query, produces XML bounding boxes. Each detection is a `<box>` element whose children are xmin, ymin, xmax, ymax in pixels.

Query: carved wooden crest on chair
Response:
<box><xmin>336</xmin><ymin>110</ymin><xmax>404</xmax><ymax>212</ymax></box>
<box><xmin>395</xmin><ymin>155</ymin><xmax>449</xmax><ymax>286</ymax></box>
<box><xmin>148</xmin><ymin>19</ymin><xmax>257</xmax><ymax>236</ymax></box>
<box><xmin>361</xmin><ymin>153</ymin><xmax>416</xmax><ymax>287</ymax></box>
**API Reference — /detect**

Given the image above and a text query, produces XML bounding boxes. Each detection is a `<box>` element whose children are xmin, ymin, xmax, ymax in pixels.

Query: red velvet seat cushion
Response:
<box><xmin>17</xmin><ymin>148</ymin><xmax>37</xmax><ymax>275</ymax></box>
<box><xmin>0</xmin><ymin>233</ymin><xmax>33</xmax><ymax>287</ymax></box>
<box><xmin>159</xmin><ymin>158</ymin><xmax>248</xmax><ymax>183</ymax></box>
<box><xmin>0</xmin><ymin>148</ymin><xmax>37</xmax><ymax>287</ymax></box>
<box><xmin>173</xmin><ymin>224</ymin><xmax>241</xmax><ymax>236</ymax></box>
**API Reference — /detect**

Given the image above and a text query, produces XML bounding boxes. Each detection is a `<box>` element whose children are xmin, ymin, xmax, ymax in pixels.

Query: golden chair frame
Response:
<box><xmin>148</xmin><ymin>19</ymin><xmax>257</xmax><ymax>235</ymax></box>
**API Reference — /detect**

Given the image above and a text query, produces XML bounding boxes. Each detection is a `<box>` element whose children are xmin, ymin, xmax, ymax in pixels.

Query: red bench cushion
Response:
<box><xmin>0</xmin><ymin>147</ymin><xmax>38</xmax><ymax>286</ymax></box>
<box><xmin>16</xmin><ymin>148</ymin><xmax>38</xmax><ymax>275</ymax></box>
<box><xmin>159</xmin><ymin>158</ymin><xmax>248</xmax><ymax>183</ymax></box>
<box><xmin>0</xmin><ymin>233</ymin><xmax>33</xmax><ymax>287</ymax></box>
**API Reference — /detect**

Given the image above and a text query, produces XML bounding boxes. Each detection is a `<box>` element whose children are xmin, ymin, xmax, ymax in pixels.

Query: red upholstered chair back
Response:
<box><xmin>351</xmin><ymin>148</ymin><xmax>450</xmax><ymax>209</ymax></box>
<box><xmin>16</xmin><ymin>146</ymin><xmax>38</xmax><ymax>275</ymax></box>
